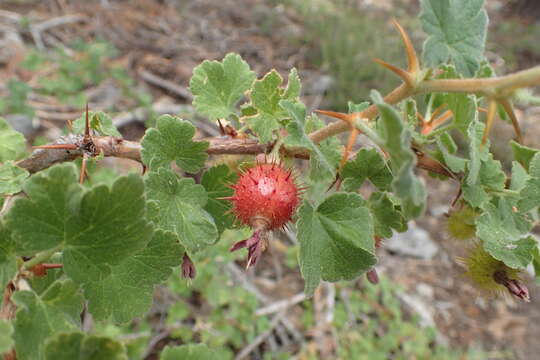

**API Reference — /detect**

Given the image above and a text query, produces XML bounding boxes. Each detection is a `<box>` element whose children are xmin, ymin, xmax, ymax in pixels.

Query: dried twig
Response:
<box><xmin>235</xmin><ymin>312</ymin><xmax>285</xmax><ymax>360</ymax></box>
<box><xmin>255</xmin><ymin>293</ymin><xmax>306</xmax><ymax>316</ymax></box>
<box><xmin>29</xmin><ymin>14</ymin><xmax>85</xmax><ymax>50</ymax></box>
<box><xmin>138</xmin><ymin>69</ymin><xmax>193</xmax><ymax>100</ymax></box>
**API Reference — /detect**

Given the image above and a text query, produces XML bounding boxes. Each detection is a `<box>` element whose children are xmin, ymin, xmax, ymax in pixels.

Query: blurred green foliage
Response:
<box><xmin>1</xmin><ymin>39</ymin><xmax>151</xmax><ymax>118</ymax></box>
<box><xmin>279</xmin><ymin>0</ymin><xmax>404</xmax><ymax>110</ymax></box>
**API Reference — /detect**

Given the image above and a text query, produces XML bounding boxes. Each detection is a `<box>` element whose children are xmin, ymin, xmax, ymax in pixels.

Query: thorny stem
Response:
<box><xmin>309</xmin><ymin>65</ymin><xmax>540</xmax><ymax>145</ymax></box>
<box><xmin>17</xmin><ymin>132</ymin><xmax>456</xmax><ymax>178</ymax></box>
<box><xmin>309</xmin><ymin>83</ymin><xmax>411</xmax><ymax>144</ymax></box>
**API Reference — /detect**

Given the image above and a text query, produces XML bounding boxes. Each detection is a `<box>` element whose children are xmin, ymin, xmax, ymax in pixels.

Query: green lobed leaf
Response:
<box><xmin>462</xmin><ymin>184</ymin><xmax>489</xmax><ymax>208</ymax></box>
<box><xmin>477</xmin><ymin>199</ymin><xmax>536</xmax><ymax>269</ymax></box>
<box><xmin>0</xmin><ymin>161</ymin><xmax>29</xmax><ymax>195</ymax></box>
<box><xmin>5</xmin><ymin>165</ymin><xmax>155</xmax><ymax>310</ymax></box>
<box><xmin>5</xmin><ymin>163</ymin><xmax>83</xmax><ymax>255</ymax></box>
<box><xmin>466</xmin><ymin>119</ymin><xmax>489</xmax><ymax>186</ymax></box>
<box><xmin>72</xmin><ymin>111</ymin><xmax>121</xmax><ymax>137</ymax></box>
<box><xmin>533</xmin><ymin>247</ymin><xmax>540</xmax><ymax>282</ymax></box>
<box><xmin>434</xmin><ymin>66</ymin><xmax>478</xmax><ymax>134</ymax></box>
<box><xmin>160</xmin><ymin>344</ymin><xmax>221</xmax><ymax>360</ymax></box>
<box><xmin>368</xmin><ymin>192</ymin><xmax>406</xmax><ymax>238</ymax></box>
<box><xmin>436</xmin><ymin>136</ymin><xmax>467</xmax><ymax>173</ymax></box>
<box><xmin>0</xmin><ymin>223</ymin><xmax>16</xmax><ymax>293</ymax></box>
<box><xmin>145</xmin><ymin>168</ymin><xmax>218</xmax><ymax>253</ymax></box>
<box><xmin>511</xmin><ymin>140</ymin><xmax>538</xmax><ymax>171</ymax></box>
<box><xmin>420</xmin><ymin>0</ymin><xmax>488</xmax><ymax>76</ymax></box>
<box><xmin>0</xmin><ymin>319</ymin><xmax>13</xmax><ymax>354</ymax></box>
<box><xmin>12</xmin><ymin>280</ymin><xmax>83</xmax><ymax>360</ymax></box>
<box><xmin>304</xmin><ymin>114</ymin><xmax>342</xmax><ymax>183</ymax></box>
<box><xmin>246</xmin><ymin>69</ymin><xmax>301</xmax><ymax>143</ymax></box>
<box><xmin>0</xmin><ymin>117</ymin><xmax>26</xmax><ymax>162</ymax></box>
<box><xmin>374</xmin><ymin>95</ymin><xmax>426</xmax><ymax>219</ymax></box>
<box><xmin>510</xmin><ymin>161</ymin><xmax>529</xmax><ymax>192</ymax></box>
<box><xmin>44</xmin><ymin>332</ymin><xmax>127</xmax><ymax>360</ymax></box>
<box><xmin>478</xmin><ymin>154</ymin><xmax>506</xmax><ymax>191</ymax></box>
<box><xmin>281</xmin><ymin>100</ymin><xmax>335</xmax><ymax>180</ymax></box>
<box><xmin>518</xmin><ymin>152</ymin><xmax>540</xmax><ymax>212</ymax></box>
<box><xmin>201</xmin><ymin>164</ymin><xmax>238</xmax><ymax>234</ymax></box>
<box><xmin>141</xmin><ymin>115</ymin><xmax>208</xmax><ymax>173</ymax></box>
<box><xmin>341</xmin><ymin>148</ymin><xmax>392</xmax><ymax>192</ymax></box>
<box><xmin>81</xmin><ymin>230</ymin><xmax>183</xmax><ymax>322</ymax></box>
<box><xmin>297</xmin><ymin>193</ymin><xmax>376</xmax><ymax>296</ymax></box>
<box><xmin>61</xmin><ymin>174</ymin><xmax>154</xmax><ymax>285</ymax></box>
<box><xmin>190</xmin><ymin>53</ymin><xmax>256</xmax><ymax>120</ymax></box>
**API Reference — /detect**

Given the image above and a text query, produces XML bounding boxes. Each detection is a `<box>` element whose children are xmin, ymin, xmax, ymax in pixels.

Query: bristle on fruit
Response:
<box><xmin>228</xmin><ymin>161</ymin><xmax>302</xmax><ymax>267</ymax></box>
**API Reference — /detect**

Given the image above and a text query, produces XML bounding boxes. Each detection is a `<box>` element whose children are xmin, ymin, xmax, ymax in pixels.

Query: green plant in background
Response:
<box><xmin>0</xmin><ymin>80</ymin><xmax>34</xmax><ymax>117</ymax></box>
<box><xmin>280</xmin><ymin>0</ymin><xmax>404</xmax><ymax>110</ymax></box>
<box><xmin>1</xmin><ymin>0</ymin><xmax>540</xmax><ymax>358</ymax></box>
<box><xmin>0</xmin><ymin>39</ymin><xmax>151</xmax><ymax>118</ymax></box>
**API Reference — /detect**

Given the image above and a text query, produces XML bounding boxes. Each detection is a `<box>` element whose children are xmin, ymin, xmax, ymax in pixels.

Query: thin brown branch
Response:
<box><xmin>16</xmin><ymin>135</ymin><xmax>274</xmax><ymax>174</ymax></box>
<box><xmin>16</xmin><ymin>133</ymin><xmax>457</xmax><ymax>180</ymax></box>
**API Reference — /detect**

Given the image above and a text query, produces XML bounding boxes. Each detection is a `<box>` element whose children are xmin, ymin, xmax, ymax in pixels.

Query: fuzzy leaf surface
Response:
<box><xmin>0</xmin><ymin>319</ymin><xmax>13</xmax><ymax>354</ymax></box>
<box><xmin>61</xmin><ymin>174</ymin><xmax>153</xmax><ymax>285</ymax></box>
<box><xmin>511</xmin><ymin>140</ymin><xmax>538</xmax><ymax>171</ymax></box>
<box><xmin>141</xmin><ymin>115</ymin><xmax>208</xmax><ymax>173</ymax></box>
<box><xmin>281</xmin><ymin>100</ymin><xmax>335</xmax><ymax>180</ymax></box>
<box><xmin>12</xmin><ymin>280</ymin><xmax>83</xmax><ymax>360</ymax></box>
<box><xmin>297</xmin><ymin>193</ymin><xmax>376</xmax><ymax>296</ymax></box>
<box><xmin>5</xmin><ymin>164</ymin><xmax>83</xmax><ymax>255</ymax></box>
<box><xmin>477</xmin><ymin>199</ymin><xmax>536</xmax><ymax>269</ymax></box>
<box><xmin>304</xmin><ymin>114</ymin><xmax>342</xmax><ymax>183</ymax></box>
<box><xmin>190</xmin><ymin>53</ymin><xmax>255</xmax><ymax>120</ymax></box>
<box><xmin>82</xmin><ymin>230</ymin><xmax>183</xmax><ymax>322</ymax></box>
<box><xmin>146</xmin><ymin>168</ymin><xmax>218</xmax><ymax>253</ymax></box>
<box><xmin>0</xmin><ymin>161</ymin><xmax>29</xmax><ymax>195</ymax></box>
<box><xmin>160</xmin><ymin>344</ymin><xmax>221</xmax><ymax>360</ymax></box>
<box><xmin>518</xmin><ymin>153</ymin><xmax>540</xmax><ymax>212</ymax></box>
<box><xmin>375</xmin><ymin>98</ymin><xmax>426</xmax><ymax>219</ymax></box>
<box><xmin>368</xmin><ymin>192</ymin><xmax>406</xmax><ymax>238</ymax></box>
<box><xmin>435</xmin><ymin>66</ymin><xmax>477</xmax><ymax>134</ymax></box>
<box><xmin>0</xmin><ymin>117</ymin><xmax>26</xmax><ymax>162</ymax></box>
<box><xmin>341</xmin><ymin>148</ymin><xmax>392</xmax><ymax>192</ymax></box>
<box><xmin>246</xmin><ymin>69</ymin><xmax>300</xmax><ymax>143</ymax></box>
<box><xmin>0</xmin><ymin>224</ymin><xmax>16</xmax><ymax>292</ymax></box>
<box><xmin>44</xmin><ymin>332</ymin><xmax>127</xmax><ymax>360</ymax></box>
<box><xmin>5</xmin><ymin>165</ymin><xmax>155</xmax><ymax>306</ymax></box>
<box><xmin>420</xmin><ymin>0</ymin><xmax>488</xmax><ymax>76</ymax></box>
<box><xmin>466</xmin><ymin>119</ymin><xmax>489</xmax><ymax>186</ymax></box>
<box><xmin>436</xmin><ymin>137</ymin><xmax>467</xmax><ymax>173</ymax></box>
<box><xmin>201</xmin><ymin>165</ymin><xmax>238</xmax><ymax>234</ymax></box>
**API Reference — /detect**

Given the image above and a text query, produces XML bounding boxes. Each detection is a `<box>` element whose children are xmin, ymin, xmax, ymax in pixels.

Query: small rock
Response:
<box><xmin>416</xmin><ymin>282</ymin><xmax>434</xmax><ymax>299</ymax></box>
<box><xmin>5</xmin><ymin>114</ymin><xmax>38</xmax><ymax>137</ymax></box>
<box><xmin>385</xmin><ymin>223</ymin><xmax>438</xmax><ymax>260</ymax></box>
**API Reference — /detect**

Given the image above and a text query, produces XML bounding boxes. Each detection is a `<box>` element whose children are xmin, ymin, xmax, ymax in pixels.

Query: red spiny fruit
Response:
<box><xmin>228</xmin><ymin>161</ymin><xmax>301</xmax><ymax>267</ymax></box>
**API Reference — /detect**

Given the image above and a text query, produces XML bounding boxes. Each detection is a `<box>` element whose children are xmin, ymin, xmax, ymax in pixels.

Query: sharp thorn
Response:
<box><xmin>315</xmin><ymin>109</ymin><xmax>354</xmax><ymax>125</ymax></box>
<box><xmin>392</xmin><ymin>18</ymin><xmax>419</xmax><ymax>74</ymax></box>
<box><xmin>499</xmin><ymin>98</ymin><xmax>523</xmax><ymax>144</ymax></box>
<box><xmin>84</xmin><ymin>103</ymin><xmax>90</xmax><ymax>138</ymax></box>
<box><xmin>216</xmin><ymin>196</ymin><xmax>235</xmax><ymax>200</ymax></box>
<box><xmin>217</xmin><ymin>119</ymin><xmax>226</xmax><ymax>136</ymax></box>
<box><xmin>372</xmin><ymin>58</ymin><xmax>414</xmax><ymax>87</ymax></box>
<box><xmin>481</xmin><ymin>99</ymin><xmax>497</xmax><ymax>146</ymax></box>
